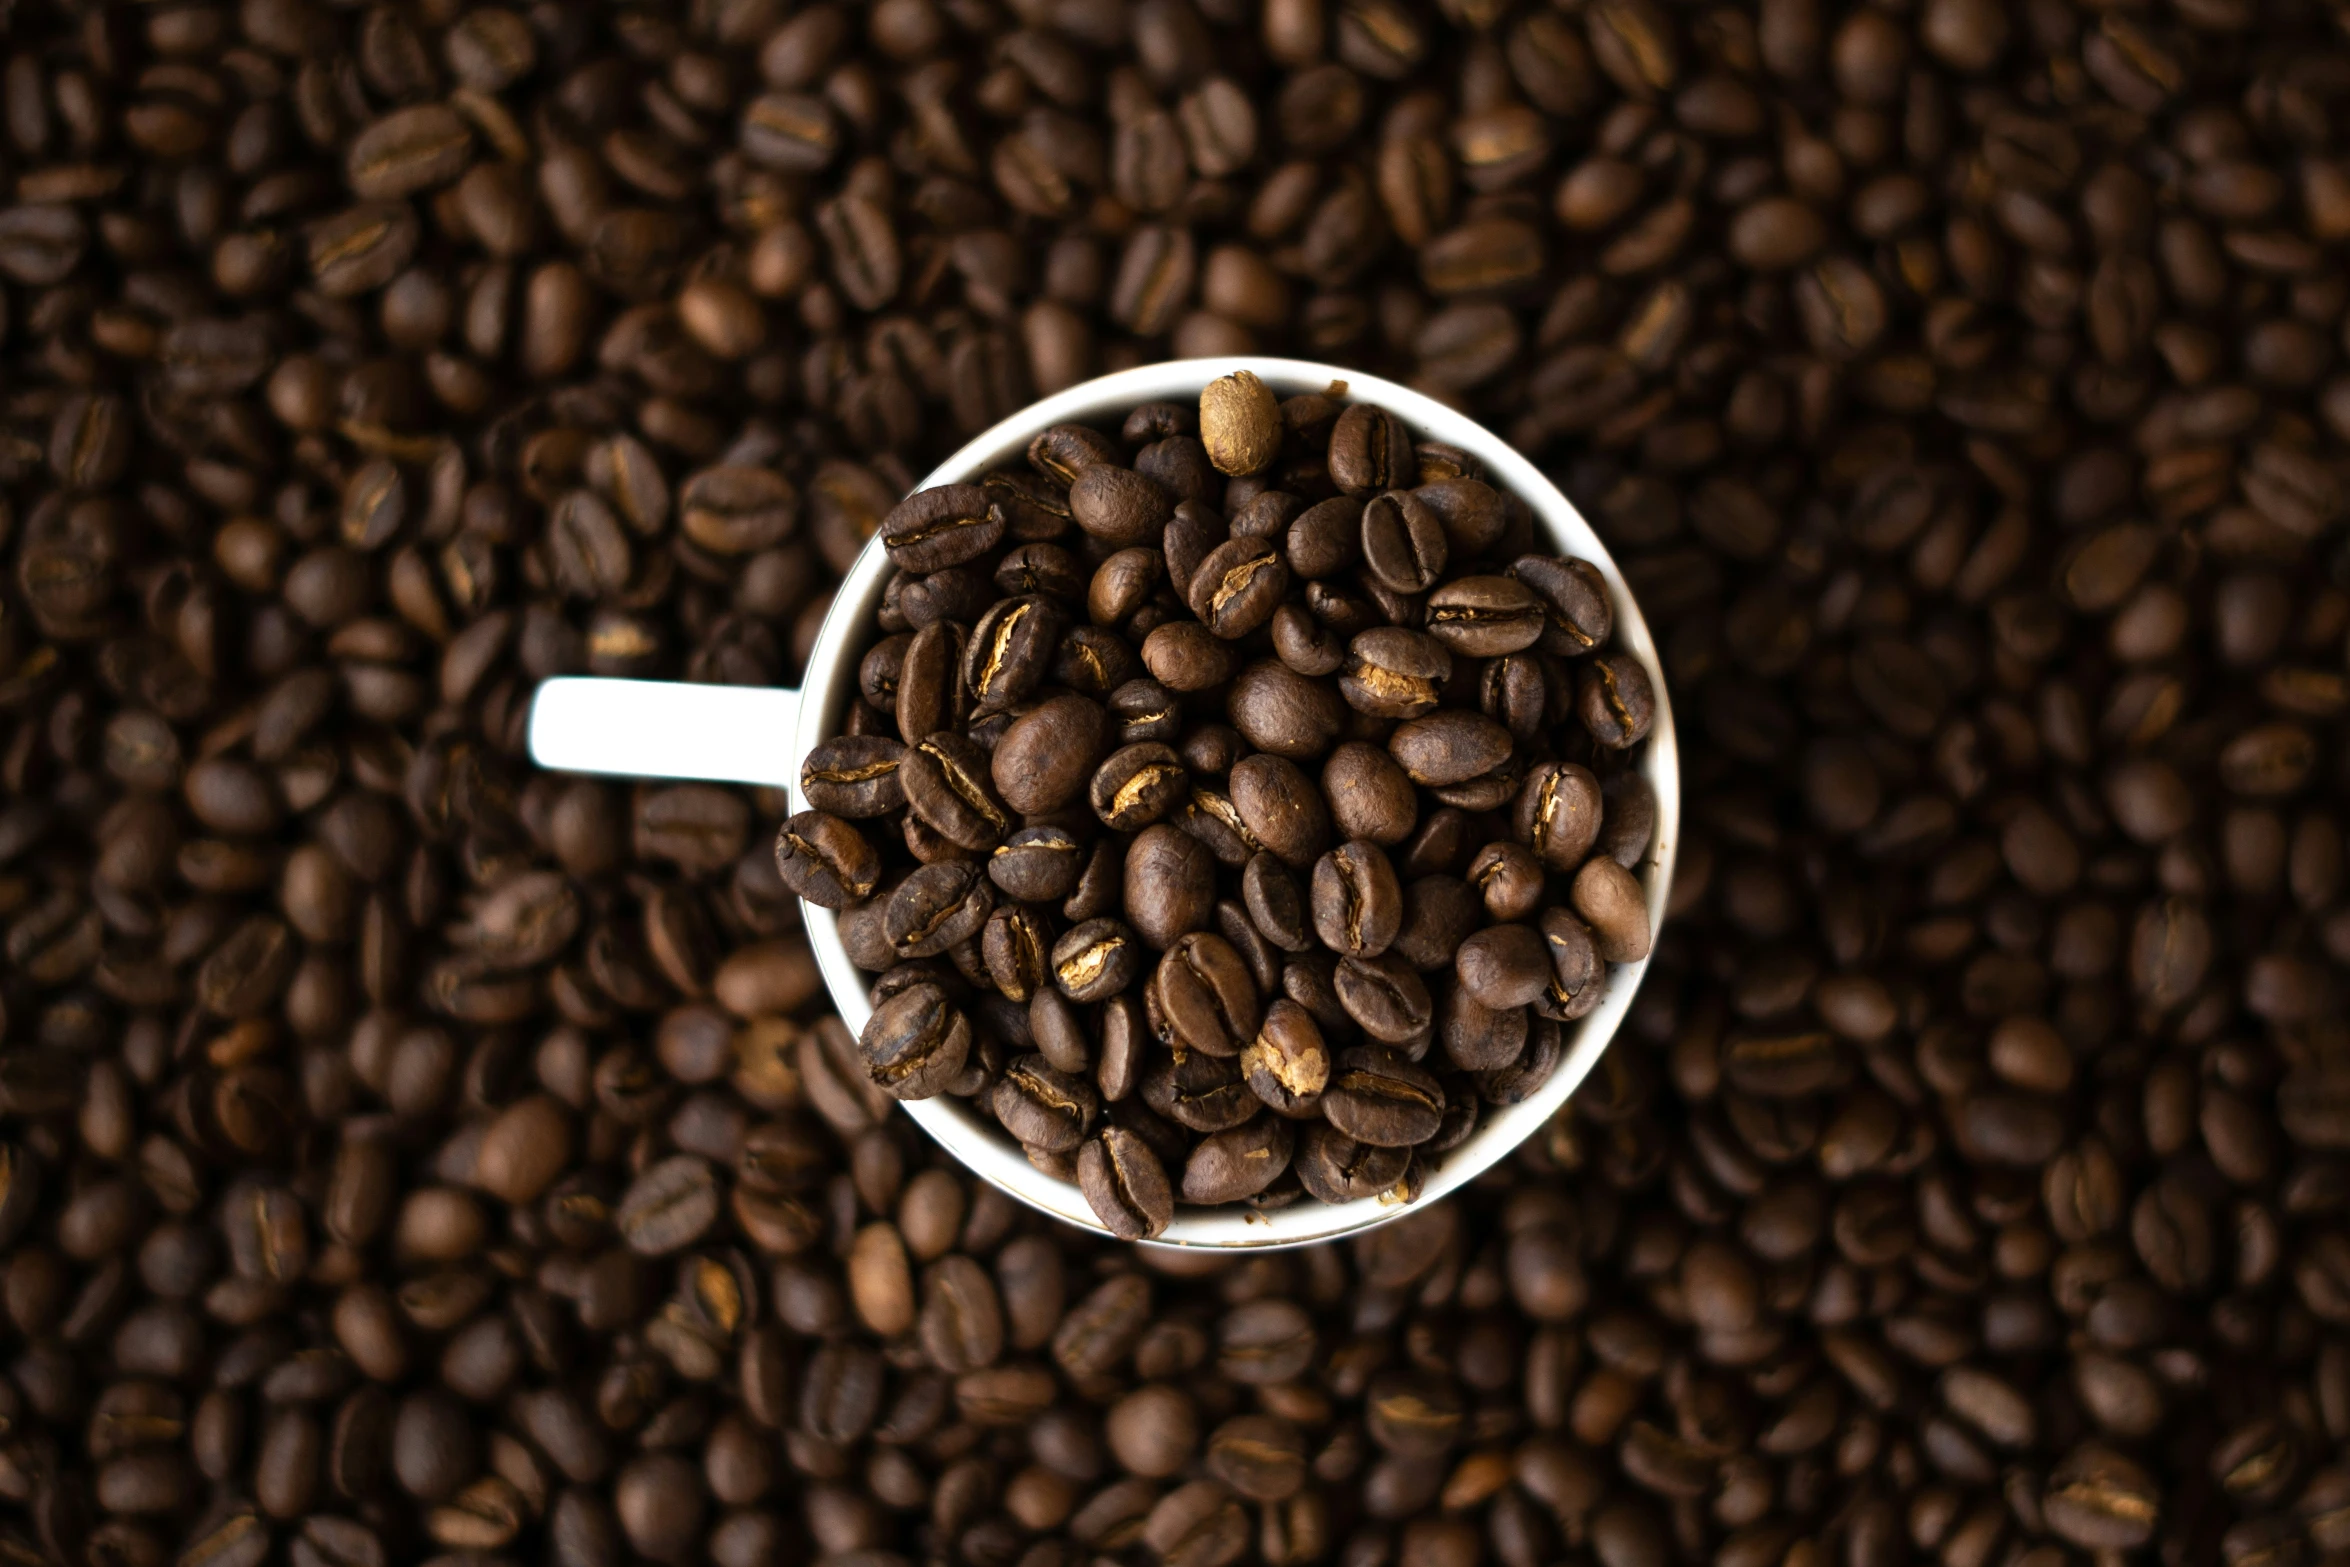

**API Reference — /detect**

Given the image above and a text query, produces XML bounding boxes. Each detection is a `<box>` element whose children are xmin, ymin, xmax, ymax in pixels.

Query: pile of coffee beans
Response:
<box><xmin>7</xmin><ymin>0</ymin><xmax>2350</xmax><ymax>1562</ymax></box>
<box><xmin>791</xmin><ymin>372</ymin><xmax>1660</xmax><ymax>1235</ymax></box>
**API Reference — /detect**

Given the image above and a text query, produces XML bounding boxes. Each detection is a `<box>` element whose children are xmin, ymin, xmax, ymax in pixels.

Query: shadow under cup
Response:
<box><xmin>788</xmin><ymin>357</ymin><xmax>1681</xmax><ymax>1249</ymax></box>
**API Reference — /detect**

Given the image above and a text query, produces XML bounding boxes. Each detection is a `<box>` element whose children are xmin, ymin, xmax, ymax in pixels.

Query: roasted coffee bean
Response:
<box><xmin>858</xmin><ymin>983</ymin><xmax>973</xmax><ymax>1100</ymax></box>
<box><xmin>799</xmin><ymin>736</ymin><xmax>907</xmax><ymax>818</ymax></box>
<box><xmin>882</xmin><ymin>484</ymin><xmax>1003</xmax><ymax>573</ymax></box>
<box><xmin>1516</xmin><ymin>761</ymin><xmax>1604</xmax><ymax>871</ymax></box>
<box><xmin>1341</xmin><ymin>629</ymin><xmax>1451</xmax><ymax>720</ymax></box>
<box><xmin>1322</xmin><ymin>1048</ymin><xmax>1447</xmax><ymax>1147</ymax></box>
<box><xmin>993</xmin><ymin>1055</ymin><xmax>1101</xmax><ymax>1152</ymax></box>
<box><xmin>1310</xmin><ymin>841</ymin><xmax>1404</xmax><ymax>958</ymax></box>
<box><xmin>1242</xmin><ymin>854</ymin><xmax>1315</xmax><ymax>953</ymax></box>
<box><xmin>1359</xmin><ymin>490</ymin><xmax>1448</xmax><ymax>595</ymax></box>
<box><xmin>1243</xmin><ymin>1000</ymin><xmax>1332</xmax><ymax>1117</ymax></box>
<box><xmin>1426</xmin><ymin>576</ymin><xmax>1547</xmax><ymax>657</ymax></box>
<box><xmin>1578</xmin><ymin>653</ymin><xmax>1657</xmax><ymax>749</ymax></box>
<box><xmin>1153</xmin><ymin>934</ymin><xmax>1262</xmax><ymax>1058</ymax></box>
<box><xmin>773</xmin><ymin>812</ymin><xmax>882</xmax><ymax>909</ymax></box>
<box><xmin>1511</xmin><ymin>555</ymin><xmax>1615</xmax><ymax>654</ymax></box>
<box><xmin>1052</xmin><ymin>918</ymin><xmax>1142</xmax><ymax>1004</ymax></box>
<box><xmin>1091</xmin><ymin>743</ymin><xmax>1190</xmax><ymax>831</ymax></box>
<box><xmin>990</xmin><ymin>826</ymin><xmax>1089</xmax><ymax>903</ymax></box>
<box><xmin>1182</xmin><ymin>1118</ymin><xmax>1295</xmax><ymax>1205</ymax></box>
<box><xmin>1334</xmin><ymin>951</ymin><xmax>1436</xmax><ymax>1044</ymax></box>
<box><xmin>965</xmin><ymin>595</ymin><xmax>1067</xmax><ymax>714</ymax></box>
<box><xmin>1455</xmin><ymin>923</ymin><xmax>1551</xmax><ymax>1010</ymax></box>
<box><xmin>1295</xmin><ymin>1124</ymin><xmax>1412</xmax><ymax>1203</ymax></box>
<box><xmin>1141</xmin><ymin>1050</ymin><xmax>1260</xmax><ymax>1135</ymax></box>
<box><xmin>901</xmin><ymin>731</ymin><xmax>1013</xmax><ymax>851</ymax></box>
<box><xmin>886</xmin><ymin>863</ymin><xmax>996</xmax><ymax>959</ymax></box>
<box><xmin>1227</xmin><ymin>754</ymin><xmax>1331</xmax><ymax>869</ymax></box>
<box><xmin>1328</xmin><ymin>404</ymin><xmax>1416</xmax><ymax>496</ymax></box>
<box><xmin>1187</xmin><ymin>537</ymin><xmax>1290</xmax><ymax>639</ymax></box>
<box><xmin>1077</xmin><ymin>1129</ymin><xmax>1175</xmax><ymax>1240</ymax></box>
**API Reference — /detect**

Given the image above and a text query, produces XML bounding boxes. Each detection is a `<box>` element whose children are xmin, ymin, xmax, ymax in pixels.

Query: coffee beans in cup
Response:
<box><xmin>792</xmin><ymin>373</ymin><xmax>1659</xmax><ymax>1238</ymax></box>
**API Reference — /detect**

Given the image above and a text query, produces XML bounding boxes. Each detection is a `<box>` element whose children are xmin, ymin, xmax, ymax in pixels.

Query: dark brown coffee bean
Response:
<box><xmin>1341</xmin><ymin>629</ymin><xmax>1450</xmax><ymax>719</ymax></box>
<box><xmin>1124</xmin><ymin>824</ymin><xmax>1216</xmax><ymax>948</ymax></box>
<box><xmin>1241</xmin><ymin>854</ymin><xmax>1315</xmax><ymax>953</ymax></box>
<box><xmin>1571</xmin><ymin>857</ymin><xmax>1652</xmax><ymax>962</ymax></box>
<box><xmin>1510</xmin><ymin>555</ymin><xmax>1615</xmax><ymax>655</ymax></box>
<box><xmin>1052</xmin><ymin>918</ymin><xmax>1142</xmax><ymax>1003</ymax></box>
<box><xmin>1187</xmin><ymin>537</ymin><xmax>1290</xmax><ymax>638</ymax></box>
<box><xmin>1390</xmin><ymin>711</ymin><xmax>1512</xmax><ymax>789</ymax></box>
<box><xmin>1360</xmin><ymin>491</ymin><xmax>1448</xmax><ymax>594</ymax></box>
<box><xmin>800</xmin><ymin>736</ymin><xmax>907</xmax><ymax>818</ymax></box>
<box><xmin>1310</xmin><ymin>840</ymin><xmax>1404</xmax><ymax>957</ymax></box>
<box><xmin>1323</xmin><ymin>1048</ymin><xmax>1445</xmax><ymax>1146</ymax></box>
<box><xmin>1142</xmin><ymin>1049</ymin><xmax>1260</xmax><ymax>1135</ymax></box>
<box><xmin>858</xmin><ymin>983</ymin><xmax>973</xmax><ymax>1101</ymax></box>
<box><xmin>1243</xmin><ymin>1000</ymin><xmax>1332</xmax><ymax>1117</ymax></box>
<box><xmin>1227</xmin><ymin>754</ymin><xmax>1330</xmax><ymax>869</ymax></box>
<box><xmin>966</xmin><ymin>594</ymin><xmax>1067</xmax><ymax>714</ymax></box>
<box><xmin>896</xmin><ymin>621</ymin><xmax>969</xmax><ymax>744</ymax></box>
<box><xmin>902</xmin><ymin>732</ymin><xmax>1014</xmax><ymax>850</ymax></box>
<box><xmin>1070</xmin><ymin>465</ymin><xmax>1174</xmax><ymax>547</ymax></box>
<box><xmin>886</xmin><ymin>862</ymin><xmax>995</xmax><ymax>958</ymax></box>
<box><xmin>1334</xmin><ymin>952</ymin><xmax>1435</xmax><ymax>1043</ymax></box>
<box><xmin>991</xmin><ymin>826</ymin><xmax>1089</xmax><ymax>903</ymax></box>
<box><xmin>1182</xmin><ymin>1118</ymin><xmax>1295</xmax><ymax>1204</ymax></box>
<box><xmin>1229</xmin><ymin>661</ymin><xmax>1348</xmax><ymax>759</ymax></box>
<box><xmin>773</xmin><ymin>811</ymin><xmax>881</xmax><ymax>909</ymax></box>
<box><xmin>1154</xmin><ymin>934</ymin><xmax>1263</xmax><ymax>1057</ymax></box>
<box><xmin>994</xmin><ymin>1055</ymin><xmax>1102</xmax><ymax>1152</ymax></box>
<box><xmin>1295</xmin><ymin>1123</ymin><xmax>1412</xmax><ymax>1203</ymax></box>
<box><xmin>1077</xmin><ymin>1129</ymin><xmax>1175</xmax><ymax>1240</ymax></box>
<box><xmin>1578</xmin><ymin>652</ymin><xmax>1656</xmax><ymax>748</ymax></box>
<box><xmin>1425</xmin><ymin>576</ymin><xmax>1547</xmax><ymax>656</ymax></box>
<box><xmin>883</xmin><ymin>485</ymin><xmax>1005</xmax><ymax>572</ymax></box>
<box><xmin>615</xmin><ymin>1156</ymin><xmax>720</xmax><ymax>1256</ymax></box>
<box><xmin>1091</xmin><ymin>743</ymin><xmax>1189</xmax><ymax>831</ymax></box>
<box><xmin>1328</xmin><ymin>404</ymin><xmax>1416</xmax><ymax>496</ymax></box>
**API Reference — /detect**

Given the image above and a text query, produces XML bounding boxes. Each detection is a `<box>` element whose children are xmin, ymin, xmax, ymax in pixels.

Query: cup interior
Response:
<box><xmin>789</xmin><ymin>358</ymin><xmax>1680</xmax><ymax>1248</ymax></box>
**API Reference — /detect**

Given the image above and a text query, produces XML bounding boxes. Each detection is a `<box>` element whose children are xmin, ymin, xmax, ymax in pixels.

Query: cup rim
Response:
<box><xmin>790</xmin><ymin>358</ymin><xmax>1680</xmax><ymax>1248</ymax></box>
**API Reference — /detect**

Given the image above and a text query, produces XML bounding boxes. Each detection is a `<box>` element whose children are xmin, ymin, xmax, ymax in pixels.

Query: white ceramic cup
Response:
<box><xmin>528</xmin><ymin>357</ymin><xmax>1679</xmax><ymax>1249</ymax></box>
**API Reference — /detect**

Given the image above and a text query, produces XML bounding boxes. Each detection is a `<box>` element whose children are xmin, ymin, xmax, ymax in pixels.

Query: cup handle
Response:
<box><xmin>526</xmin><ymin>677</ymin><xmax>803</xmax><ymax>789</ymax></box>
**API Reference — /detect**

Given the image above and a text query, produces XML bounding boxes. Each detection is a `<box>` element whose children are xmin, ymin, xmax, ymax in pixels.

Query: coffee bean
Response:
<box><xmin>1077</xmin><ymin>1129</ymin><xmax>1175</xmax><ymax>1240</ymax></box>
<box><xmin>1295</xmin><ymin>1123</ymin><xmax>1412</xmax><ymax>1203</ymax></box>
<box><xmin>1360</xmin><ymin>490</ymin><xmax>1449</xmax><ymax>595</ymax></box>
<box><xmin>1322</xmin><ymin>1048</ymin><xmax>1446</xmax><ymax>1147</ymax></box>
<box><xmin>1091</xmin><ymin>743</ymin><xmax>1189</xmax><ymax>831</ymax></box>
<box><xmin>990</xmin><ymin>826</ymin><xmax>1089</xmax><ymax>903</ymax></box>
<box><xmin>886</xmin><ymin>862</ymin><xmax>995</xmax><ymax>958</ymax></box>
<box><xmin>800</xmin><ymin>735</ymin><xmax>907</xmax><ymax>818</ymax></box>
<box><xmin>1182</xmin><ymin>1117</ymin><xmax>1295</xmax><ymax>1205</ymax></box>
<box><xmin>1243</xmin><ymin>1000</ymin><xmax>1332</xmax><ymax>1117</ymax></box>
<box><xmin>1334</xmin><ymin>951</ymin><xmax>1435</xmax><ymax>1044</ymax></box>
<box><xmin>1571</xmin><ymin>857</ymin><xmax>1652</xmax><ymax>963</ymax></box>
<box><xmin>883</xmin><ymin>484</ymin><xmax>1004</xmax><ymax>573</ymax></box>
<box><xmin>774</xmin><ymin>811</ymin><xmax>882</xmax><ymax>908</ymax></box>
<box><xmin>902</xmin><ymin>732</ymin><xmax>1014</xmax><ymax>850</ymax></box>
<box><xmin>614</xmin><ymin>1156</ymin><xmax>720</xmax><ymax>1255</ymax></box>
<box><xmin>1310</xmin><ymin>841</ymin><xmax>1404</xmax><ymax>957</ymax></box>
<box><xmin>1153</xmin><ymin>934</ymin><xmax>1262</xmax><ymax>1057</ymax></box>
<box><xmin>1199</xmin><ymin>371</ymin><xmax>1283</xmax><ymax>477</ymax></box>
<box><xmin>1578</xmin><ymin>652</ymin><xmax>1657</xmax><ymax>748</ymax></box>
<box><xmin>1052</xmin><ymin>918</ymin><xmax>1142</xmax><ymax>1004</ymax></box>
<box><xmin>1426</xmin><ymin>575</ymin><xmax>1548</xmax><ymax>657</ymax></box>
<box><xmin>994</xmin><ymin>1055</ymin><xmax>1102</xmax><ymax>1152</ymax></box>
